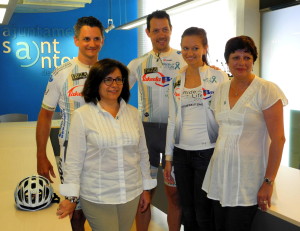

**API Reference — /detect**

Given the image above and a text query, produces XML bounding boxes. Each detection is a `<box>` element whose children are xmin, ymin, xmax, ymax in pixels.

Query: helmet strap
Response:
<box><xmin>51</xmin><ymin>193</ymin><xmax>60</xmax><ymax>204</ymax></box>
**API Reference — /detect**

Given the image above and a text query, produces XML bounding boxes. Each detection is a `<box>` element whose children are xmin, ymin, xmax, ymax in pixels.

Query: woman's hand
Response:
<box><xmin>56</xmin><ymin>199</ymin><xmax>77</xmax><ymax>219</ymax></box>
<box><xmin>257</xmin><ymin>182</ymin><xmax>273</xmax><ymax>212</ymax></box>
<box><xmin>138</xmin><ymin>190</ymin><xmax>151</xmax><ymax>213</ymax></box>
<box><xmin>164</xmin><ymin>161</ymin><xmax>175</xmax><ymax>185</ymax></box>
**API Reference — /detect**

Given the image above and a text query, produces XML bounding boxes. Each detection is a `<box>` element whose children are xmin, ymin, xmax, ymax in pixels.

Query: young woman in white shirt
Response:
<box><xmin>56</xmin><ymin>58</ymin><xmax>156</xmax><ymax>231</ymax></box>
<box><xmin>164</xmin><ymin>27</ymin><xmax>228</xmax><ymax>230</ymax></box>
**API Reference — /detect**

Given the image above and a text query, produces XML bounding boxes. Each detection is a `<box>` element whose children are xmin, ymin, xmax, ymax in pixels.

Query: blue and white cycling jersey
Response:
<box><xmin>42</xmin><ymin>57</ymin><xmax>90</xmax><ymax>146</ymax></box>
<box><xmin>128</xmin><ymin>48</ymin><xmax>186</xmax><ymax>124</ymax></box>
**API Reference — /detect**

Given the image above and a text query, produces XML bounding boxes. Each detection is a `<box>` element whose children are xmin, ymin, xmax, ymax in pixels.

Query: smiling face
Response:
<box><xmin>146</xmin><ymin>18</ymin><xmax>172</xmax><ymax>53</ymax></box>
<box><xmin>74</xmin><ymin>25</ymin><xmax>104</xmax><ymax>65</ymax></box>
<box><xmin>98</xmin><ymin>68</ymin><xmax>123</xmax><ymax>103</ymax></box>
<box><xmin>227</xmin><ymin>49</ymin><xmax>254</xmax><ymax>79</ymax></box>
<box><xmin>181</xmin><ymin>35</ymin><xmax>208</xmax><ymax>67</ymax></box>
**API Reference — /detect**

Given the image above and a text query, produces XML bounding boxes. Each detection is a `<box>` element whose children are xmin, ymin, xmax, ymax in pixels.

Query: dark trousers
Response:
<box><xmin>173</xmin><ymin>147</ymin><xmax>214</xmax><ymax>231</ymax></box>
<box><xmin>212</xmin><ymin>200</ymin><xmax>257</xmax><ymax>231</ymax></box>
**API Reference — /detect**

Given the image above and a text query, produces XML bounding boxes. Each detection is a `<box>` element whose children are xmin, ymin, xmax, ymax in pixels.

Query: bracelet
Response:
<box><xmin>65</xmin><ymin>196</ymin><xmax>79</xmax><ymax>204</ymax></box>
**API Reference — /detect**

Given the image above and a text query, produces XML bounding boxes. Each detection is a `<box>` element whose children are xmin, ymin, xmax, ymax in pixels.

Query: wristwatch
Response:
<box><xmin>263</xmin><ymin>177</ymin><xmax>273</xmax><ymax>185</ymax></box>
<box><xmin>65</xmin><ymin>196</ymin><xmax>79</xmax><ymax>204</ymax></box>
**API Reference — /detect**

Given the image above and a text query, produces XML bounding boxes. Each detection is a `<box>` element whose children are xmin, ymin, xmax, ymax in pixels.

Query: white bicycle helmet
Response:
<box><xmin>14</xmin><ymin>175</ymin><xmax>59</xmax><ymax>211</ymax></box>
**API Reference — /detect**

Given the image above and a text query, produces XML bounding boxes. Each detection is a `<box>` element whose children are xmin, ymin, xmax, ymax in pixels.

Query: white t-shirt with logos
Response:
<box><xmin>177</xmin><ymin>85</ymin><xmax>213</xmax><ymax>150</ymax></box>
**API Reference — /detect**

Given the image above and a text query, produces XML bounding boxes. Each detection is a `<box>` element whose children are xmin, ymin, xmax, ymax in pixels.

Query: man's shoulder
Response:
<box><xmin>52</xmin><ymin>58</ymin><xmax>76</xmax><ymax>77</ymax></box>
<box><xmin>168</xmin><ymin>48</ymin><xmax>185</xmax><ymax>65</ymax></box>
<box><xmin>170</xmin><ymin>48</ymin><xmax>182</xmax><ymax>55</ymax></box>
<box><xmin>128</xmin><ymin>52</ymin><xmax>152</xmax><ymax>66</ymax></box>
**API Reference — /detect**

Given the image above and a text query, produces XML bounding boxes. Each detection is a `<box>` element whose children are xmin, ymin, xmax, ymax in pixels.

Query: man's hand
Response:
<box><xmin>37</xmin><ymin>155</ymin><xmax>56</xmax><ymax>183</ymax></box>
<box><xmin>36</xmin><ymin>108</ymin><xmax>55</xmax><ymax>182</ymax></box>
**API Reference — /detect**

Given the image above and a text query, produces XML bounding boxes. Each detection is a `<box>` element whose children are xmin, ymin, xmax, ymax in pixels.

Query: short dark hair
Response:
<box><xmin>82</xmin><ymin>59</ymin><xmax>130</xmax><ymax>104</ymax></box>
<box><xmin>74</xmin><ymin>16</ymin><xmax>104</xmax><ymax>38</ymax></box>
<box><xmin>224</xmin><ymin>35</ymin><xmax>258</xmax><ymax>63</ymax></box>
<box><xmin>181</xmin><ymin>27</ymin><xmax>209</xmax><ymax>65</ymax></box>
<box><xmin>146</xmin><ymin>10</ymin><xmax>172</xmax><ymax>31</ymax></box>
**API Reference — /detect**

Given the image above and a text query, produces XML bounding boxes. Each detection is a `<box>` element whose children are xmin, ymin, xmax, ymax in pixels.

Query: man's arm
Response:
<box><xmin>36</xmin><ymin>108</ymin><xmax>56</xmax><ymax>182</ymax></box>
<box><xmin>127</xmin><ymin>60</ymin><xmax>137</xmax><ymax>89</ymax></box>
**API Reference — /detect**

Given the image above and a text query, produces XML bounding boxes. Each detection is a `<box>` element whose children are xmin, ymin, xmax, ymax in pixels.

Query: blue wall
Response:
<box><xmin>0</xmin><ymin>0</ymin><xmax>138</xmax><ymax>121</ymax></box>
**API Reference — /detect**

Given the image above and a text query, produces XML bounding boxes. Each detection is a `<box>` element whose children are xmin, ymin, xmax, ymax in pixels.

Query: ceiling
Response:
<box><xmin>1</xmin><ymin>0</ymin><xmax>92</xmax><ymax>25</ymax></box>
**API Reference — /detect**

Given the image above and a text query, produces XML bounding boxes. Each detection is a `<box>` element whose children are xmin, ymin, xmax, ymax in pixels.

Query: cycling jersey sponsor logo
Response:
<box><xmin>142</xmin><ymin>72</ymin><xmax>172</xmax><ymax>87</ymax></box>
<box><xmin>145</xmin><ymin>67</ymin><xmax>158</xmax><ymax>74</ymax></box>
<box><xmin>71</xmin><ymin>72</ymin><xmax>88</xmax><ymax>81</ymax></box>
<box><xmin>202</xmin><ymin>88</ymin><xmax>214</xmax><ymax>100</ymax></box>
<box><xmin>67</xmin><ymin>85</ymin><xmax>85</xmax><ymax>103</ymax></box>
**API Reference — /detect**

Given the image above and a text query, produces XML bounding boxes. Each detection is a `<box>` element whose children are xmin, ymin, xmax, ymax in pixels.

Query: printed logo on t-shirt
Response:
<box><xmin>142</xmin><ymin>72</ymin><xmax>172</xmax><ymax>87</ymax></box>
<box><xmin>144</xmin><ymin>67</ymin><xmax>158</xmax><ymax>74</ymax></box>
<box><xmin>67</xmin><ymin>85</ymin><xmax>85</xmax><ymax>103</ymax></box>
<box><xmin>202</xmin><ymin>88</ymin><xmax>214</xmax><ymax>100</ymax></box>
<box><xmin>174</xmin><ymin>87</ymin><xmax>181</xmax><ymax>101</ymax></box>
<box><xmin>71</xmin><ymin>72</ymin><xmax>88</xmax><ymax>81</ymax></box>
<box><xmin>48</xmin><ymin>75</ymin><xmax>54</xmax><ymax>82</ymax></box>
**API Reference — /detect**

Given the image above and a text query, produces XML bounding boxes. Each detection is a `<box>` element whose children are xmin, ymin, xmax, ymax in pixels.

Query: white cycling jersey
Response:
<box><xmin>42</xmin><ymin>57</ymin><xmax>90</xmax><ymax>146</ymax></box>
<box><xmin>128</xmin><ymin>48</ymin><xmax>186</xmax><ymax>123</ymax></box>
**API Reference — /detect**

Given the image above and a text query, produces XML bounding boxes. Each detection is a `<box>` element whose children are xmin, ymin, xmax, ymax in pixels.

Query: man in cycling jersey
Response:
<box><xmin>128</xmin><ymin>10</ymin><xmax>186</xmax><ymax>231</ymax></box>
<box><xmin>36</xmin><ymin>16</ymin><xmax>104</xmax><ymax>231</ymax></box>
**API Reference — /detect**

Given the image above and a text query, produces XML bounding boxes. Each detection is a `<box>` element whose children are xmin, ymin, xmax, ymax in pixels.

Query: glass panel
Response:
<box><xmin>261</xmin><ymin>5</ymin><xmax>300</xmax><ymax>169</ymax></box>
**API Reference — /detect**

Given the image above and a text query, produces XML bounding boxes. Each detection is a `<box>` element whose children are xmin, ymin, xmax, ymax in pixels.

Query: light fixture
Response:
<box><xmin>105</xmin><ymin>18</ymin><xmax>115</xmax><ymax>33</ymax></box>
<box><xmin>116</xmin><ymin>0</ymin><xmax>217</xmax><ymax>30</ymax></box>
<box><xmin>0</xmin><ymin>0</ymin><xmax>18</xmax><ymax>25</ymax></box>
<box><xmin>1</xmin><ymin>0</ymin><xmax>92</xmax><ymax>25</ymax></box>
<box><xmin>0</xmin><ymin>8</ymin><xmax>6</xmax><ymax>23</ymax></box>
<box><xmin>0</xmin><ymin>0</ymin><xmax>9</xmax><ymax>4</ymax></box>
<box><xmin>20</xmin><ymin>0</ymin><xmax>91</xmax><ymax>8</ymax></box>
<box><xmin>104</xmin><ymin>0</ymin><xmax>115</xmax><ymax>33</ymax></box>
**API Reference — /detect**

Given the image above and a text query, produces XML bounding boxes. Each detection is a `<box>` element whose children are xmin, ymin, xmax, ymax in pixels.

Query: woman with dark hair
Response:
<box><xmin>203</xmin><ymin>36</ymin><xmax>287</xmax><ymax>230</ymax></box>
<box><xmin>164</xmin><ymin>27</ymin><xmax>228</xmax><ymax>230</ymax></box>
<box><xmin>56</xmin><ymin>58</ymin><xmax>156</xmax><ymax>231</ymax></box>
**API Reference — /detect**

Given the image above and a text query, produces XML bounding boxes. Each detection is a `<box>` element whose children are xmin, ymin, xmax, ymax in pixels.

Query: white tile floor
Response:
<box><xmin>146</xmin><ymin>206</ymin><xmax>184</xmax><ymax>231</ymax></box>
